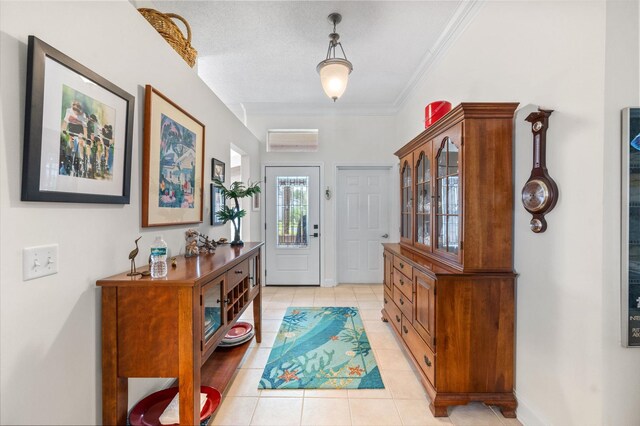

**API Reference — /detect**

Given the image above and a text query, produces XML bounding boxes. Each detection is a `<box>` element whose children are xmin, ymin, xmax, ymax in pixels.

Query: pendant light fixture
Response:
<box><xmin>316</xmin><ymin>13</ymin><xmax>353</xmax><ymax>102</ymax></box>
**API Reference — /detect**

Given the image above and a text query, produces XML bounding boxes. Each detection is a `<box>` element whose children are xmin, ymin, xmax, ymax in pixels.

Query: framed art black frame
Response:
<box><xmin>212</xmin><ymin>158</ymin><xmax>225</xmax><ymax>182</ymax></box>
<box><xmin>211</xmin><ymin>183</ymin><xmax>225</xmax><ymax>226</ymax></box>
<box><xmin>22</xmin><ymin>35</ymin><xmax>134</xmax><ymax>203</ymax></box>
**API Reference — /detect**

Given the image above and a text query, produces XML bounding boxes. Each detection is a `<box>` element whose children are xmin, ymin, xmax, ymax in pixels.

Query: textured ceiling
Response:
<box><xmin>156</xmin><ymin>1</ymin><xmax>467</xmax><ymax>114</ymax></box>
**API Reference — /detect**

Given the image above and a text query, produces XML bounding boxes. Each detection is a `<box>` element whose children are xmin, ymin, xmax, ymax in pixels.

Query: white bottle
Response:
<box><xmin>150</xmin><ymin>236</ymin><xmax>168</xmax><ymax>278</ymax></box>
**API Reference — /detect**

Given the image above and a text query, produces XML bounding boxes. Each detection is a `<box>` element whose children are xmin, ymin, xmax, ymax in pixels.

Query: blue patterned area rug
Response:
<box><xmin>258</xmin><ymin>307</ymin><xmax>384</xmax><ymax>390</ymax></box>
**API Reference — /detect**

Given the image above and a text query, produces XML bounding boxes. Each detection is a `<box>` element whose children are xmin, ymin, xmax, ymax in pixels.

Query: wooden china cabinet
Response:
<box><xmin>382</xmin><ymin>103</ymin><xmax>519</xmax><ymax>417</ymax></box>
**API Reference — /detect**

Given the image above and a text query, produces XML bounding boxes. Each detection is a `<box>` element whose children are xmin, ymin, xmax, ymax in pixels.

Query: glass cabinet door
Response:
<box><xmin>415</xmin><ymin>148</ymin><xmax>432</xmax><ymax>249</ymax></box>
<box><xmin>202</xmin><ymin>276</ymin><xmax>225</xmax><ymax>352</ymax></box>
<box><xmin>400</xmin><ymin>155</ymin><xmax>413</xmax><ymax>244</ymax></box>
<box><xmin>435</xmin><ymin>137</ymin><xmax>460</xmax><ymax>256</ymax></box>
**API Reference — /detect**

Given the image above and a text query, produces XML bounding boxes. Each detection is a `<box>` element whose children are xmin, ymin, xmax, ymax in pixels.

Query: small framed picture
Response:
<box><xmin>211</xmin><ymin>183</ymin><xmax>225</xmax><ymax>226</ymax></box>
<box><xmin>21</xmin><ymin>36</ymin><xmax>134</xmax><ymax>204</ymax></box>
<box><xmin>212</xmin><ymin>158</ymin><xmax>225</xmax><ymax>182</ymax></box>
<box><xmin>252</xmin><ymin>193</ymin><xmax>260</xmax><ymax>211</ymax></box>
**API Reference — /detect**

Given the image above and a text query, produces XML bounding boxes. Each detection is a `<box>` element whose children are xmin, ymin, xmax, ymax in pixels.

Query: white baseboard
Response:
<box><xmin>513</xmin><ymin>390</ymin><xmax>548</xmax><ymax>426</ymax></box>
<box><xmin>323</xmin><ymin>279</ymin><xmax>337</xmax><ymax>287</ymax></box>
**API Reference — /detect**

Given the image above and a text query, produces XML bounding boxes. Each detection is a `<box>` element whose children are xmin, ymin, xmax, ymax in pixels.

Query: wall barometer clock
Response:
<box><xmin>522</xmin><ymin>108</ymin><xmax>558</xmax><ymax>233</ymax></box>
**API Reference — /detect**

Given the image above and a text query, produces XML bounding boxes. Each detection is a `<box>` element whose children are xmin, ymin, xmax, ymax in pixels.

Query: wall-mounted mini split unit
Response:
<box><xmin>266</xmin><ymin>129</ymin><xmax>319</xmax><ymax>152</ymax></box>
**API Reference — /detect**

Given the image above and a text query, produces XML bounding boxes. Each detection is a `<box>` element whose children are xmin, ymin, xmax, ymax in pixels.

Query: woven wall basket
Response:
<box><xmin>138</xmin><ymin>8</ymin><xmax>198</xmax><ymax>67</ymax></box>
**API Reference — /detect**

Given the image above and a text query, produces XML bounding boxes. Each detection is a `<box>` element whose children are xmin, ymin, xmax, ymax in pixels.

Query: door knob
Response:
<box><xmin>381</xmin><ymin>233</ymin><xmax>389</xmax><ymax>238</ymax></box>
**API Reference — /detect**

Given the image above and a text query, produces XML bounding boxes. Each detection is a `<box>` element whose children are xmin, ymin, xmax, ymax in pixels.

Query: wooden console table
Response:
<box><xmin>97</xmin><ymin>242</ymin><xmax>263</xmax><ymax>425</ymax></box>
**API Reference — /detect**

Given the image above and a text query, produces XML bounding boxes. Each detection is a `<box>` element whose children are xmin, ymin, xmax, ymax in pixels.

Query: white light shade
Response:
<box><xmin>317</xmin><ymin>59</ymin><xmax>352</xmax><ymax>101</ymax></box>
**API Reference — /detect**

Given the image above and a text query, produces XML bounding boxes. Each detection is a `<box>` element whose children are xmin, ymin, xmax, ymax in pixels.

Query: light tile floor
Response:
<box><xmin>210</xmin><ymin>284</ymin><xmax>522</xmax><ymax>426</ymax></box>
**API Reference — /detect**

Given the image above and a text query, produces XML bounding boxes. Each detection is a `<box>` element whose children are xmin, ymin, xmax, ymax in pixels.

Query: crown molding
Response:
<box><xmin>239</xmin><ymin>102</ymin><xmax>399</xmax><ymax>117</ymax></box>
<box><xmin>392</xmin><ymin>0</ymin><xmax>485</xmax><ymax>109</ymax></box>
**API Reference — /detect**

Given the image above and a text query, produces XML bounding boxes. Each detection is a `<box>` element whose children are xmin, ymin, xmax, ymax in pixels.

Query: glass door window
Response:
<box><xmin>202</xmin><ymin>278</ymin><xmax>224</xmax><ymax>349</ymax></box>
<box><xmin>276</xmin><ymin>177</ymin><xmax>309</xmax><ymax>248</ymax></box>
<box><xmin>401</xmin><ymin>160</ymin><xmax>413</xmax><ymax>241</ymax></box>
<box><xmin>436</xmin><ymin>138</ymin><xmax>460</xmax><ymax>254</ymax></box>
<box><xmin>415</xmin><ymin>151</ymin><xmax>431</xmax><ymax>247</ymax></box>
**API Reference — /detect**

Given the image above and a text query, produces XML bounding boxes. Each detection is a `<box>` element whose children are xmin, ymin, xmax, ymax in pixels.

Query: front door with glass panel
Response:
<box><xmin>265</xmin><ymin>166</ymin><xmax>320</xmax><ymax>285</ymax></box>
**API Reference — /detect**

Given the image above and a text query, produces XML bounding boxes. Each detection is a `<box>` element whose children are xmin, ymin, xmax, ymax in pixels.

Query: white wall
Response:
<box><xmin>246</xmin><ymin>114</ymin><xmax>398</xmax><ymax>285</ymax></box>
<box><xmin>396</xmin><ymin>1</ymin><xmax>639</xmax><ymax>425</ymax></box>
<box><xmin>0</xmin><ymin>1</ymin><xmax>261</xmax><ymax>424</ymax></box>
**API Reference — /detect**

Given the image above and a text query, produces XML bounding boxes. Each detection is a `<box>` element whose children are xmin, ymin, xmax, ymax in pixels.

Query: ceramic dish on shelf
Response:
<box><xmin>128</xmin><ymin>385</ymin><xmax>221</xmax><ymax>426</ymax></box>
<box><xmin>219</xmin><ymin>330</ymin><xmax>255</xmax><ymax>347</ymax></box>
<box><xmin>223</xmin><ymin>321</ymin><xmax>254</xmax><ymax>341</ymax></box>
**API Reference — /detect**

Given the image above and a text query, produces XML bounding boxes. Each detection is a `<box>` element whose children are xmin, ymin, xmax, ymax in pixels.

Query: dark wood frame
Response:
<box><xmin>212</xmin><ymin>158</ymin><xmax>225</xmax><ymax>182</ymax></box>
<box><xmin>22</xmin><ymin>35</ymin><xmax>134</xmax><ymax>204</ymax></box>
<box><xmin>211</xmin><ymin>183</ymin><xmax>225</xmax><ymax>226</ymax></box>
<box><xmin>142</xmin><ymin>85</ymin><xmax>205</xmax><ymax>227</ymax></box>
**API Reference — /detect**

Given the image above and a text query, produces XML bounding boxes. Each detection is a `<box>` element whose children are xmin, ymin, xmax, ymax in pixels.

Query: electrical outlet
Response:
<box><xmin>23</xmin><ymin>244</ymin><xmax>58</xmax><ymax>281</ymax></box>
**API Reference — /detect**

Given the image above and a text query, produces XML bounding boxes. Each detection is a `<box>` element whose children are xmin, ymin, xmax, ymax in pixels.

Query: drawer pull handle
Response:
<box><xmin>395</xmin><ymin>315</ymin><xmax>401</xmax><ymax>323</ymax></box>
<box><xmin>400</xmin><ymin>279</ymin><xmax>404</xmax><ymax>285</ymax></box>
<box><xmin>403</xmin><ymin>325</ymin><xmax>408</xmax><ymax>334</ymax></box>
<box><xmin>423</xmin><ymin>355</ymin><xmax>432</xmax><ymax>367</ymax></box>
<box><xmin>235</xmin><ymin>270</ymin><xmax>243</xmax><ymax>274</ymax></box>
<box><xmin>400</xmin><ymin>262</ymin><xmax>404</xmax><ymax>268</ymax></box>
<box><xmin>384</xmin><ymin>298</ymin><xmax>388</xmax><ymax>304</ymax></box>
<box><xmin>399</xmin><ymin>298</ymin><xmax>404</xmax><ymax>305</ymax></box>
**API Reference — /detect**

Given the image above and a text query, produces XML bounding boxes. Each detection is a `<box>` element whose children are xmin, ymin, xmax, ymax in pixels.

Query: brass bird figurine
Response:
<box><xmin>127</xmin><ymin>236</ymin><xmax>142</xmax><ymax>276</ymax></box>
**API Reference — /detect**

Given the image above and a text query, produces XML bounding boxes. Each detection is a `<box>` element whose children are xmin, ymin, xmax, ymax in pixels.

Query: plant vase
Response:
<box><xmin>231</xmin><ymin>214</ymin><xmax>243</xmax><ymax>246</ymax></box>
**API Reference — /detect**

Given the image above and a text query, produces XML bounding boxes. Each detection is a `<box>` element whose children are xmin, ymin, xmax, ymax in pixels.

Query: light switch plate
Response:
<box><xmin>23</xmin><ymin>244</ymin><xmax>58</xmax><ymax>281</ymax></box>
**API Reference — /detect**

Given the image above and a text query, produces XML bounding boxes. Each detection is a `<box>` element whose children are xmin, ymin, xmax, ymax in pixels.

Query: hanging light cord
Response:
<box><xmin>325</xmin><ymin>20</ymin><xmax>349</xmax><ymax>61</ymax></box>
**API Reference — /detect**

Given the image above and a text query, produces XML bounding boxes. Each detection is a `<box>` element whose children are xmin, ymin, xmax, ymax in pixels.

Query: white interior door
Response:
<box><xmin>337</xmin><ymin>167</ymin><xmax>390</xmax><ymax>283</ymax></box>
<box><xmin>265</xmin><ymin>166</ymin><xmax>320</xmax><ymax>285</ymax></box>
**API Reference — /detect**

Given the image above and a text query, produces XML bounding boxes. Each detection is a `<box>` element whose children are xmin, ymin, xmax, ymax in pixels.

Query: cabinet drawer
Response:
<box><xmin>393</xmin><ymin>268</ymin><xmax>413</xmax><ymax>301</ymax></box>
<box><xmin>383</xmin><ymin>289</ymin><xmax>393</xmax><ymax>312</ymax></box>
<box><xmin>227</xmin><ymin>259</ymin><xmax>249</xmax><ymax>289</ymax></box>
<box><xmin>401</xmin><ymin>317</ymin><xmax>436</xmax><ymax>387</ymax></box>
<box><xmin>393</xmin><ymin>256</ymin><xmax>413</xmax><ymax>280</ymax></box>
<box><xmin>393</xmin><ymin>286</ymin><xmax>413</xmax><ymax>323</ymax></box>
<box><xmin>384</xmin><ymin>292</ymin><xmax>403</xmax><ymax>334</ymax></box>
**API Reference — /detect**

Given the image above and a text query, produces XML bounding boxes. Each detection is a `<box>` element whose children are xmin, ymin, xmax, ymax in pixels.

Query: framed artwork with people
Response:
<box><xmin>142</xmin><ymin>85</ymin><xmax>205</xmax><ymax>227</ymax></box>
<box><xmin>21</xmin><ymin>36</ymin><xmax>134</xmax><ymax>203</ymax></box>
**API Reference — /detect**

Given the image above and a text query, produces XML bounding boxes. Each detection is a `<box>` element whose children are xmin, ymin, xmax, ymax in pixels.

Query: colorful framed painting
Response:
<box><xmin>21</xmin><ymin>36</ymin><xmax>134</xmax><ymax>203</ymax></box>
<box><xmin>211</xmin><ymin>184</ymin><xmax>225</xmax><ymax>226</ymax></box>
<box><xmin>622</xmin><ymin>107</ymin><xmax>640</xmax><ymax>347</ymax></box>
<box><xmin>142</xmin><ymin>85</ymin><xmax>205</xmax><ymax>227</ymax></box>
<box><xmin>212</xmin><ymin>158</ymin><xmax>225</xmax><ymax>182</ymax></box>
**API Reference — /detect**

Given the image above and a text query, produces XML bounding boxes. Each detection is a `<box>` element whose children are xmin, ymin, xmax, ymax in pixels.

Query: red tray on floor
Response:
<box><xmin>129</xmin><ymin>385</ymin><xmax>221</xmax><ymax>426</ymax></box>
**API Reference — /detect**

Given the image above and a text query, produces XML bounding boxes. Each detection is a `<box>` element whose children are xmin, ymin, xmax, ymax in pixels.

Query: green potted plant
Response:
<box><xmin>213</xmin><ymin>178</ymin><xmax>261</xmax><ymax>246</ymax></box>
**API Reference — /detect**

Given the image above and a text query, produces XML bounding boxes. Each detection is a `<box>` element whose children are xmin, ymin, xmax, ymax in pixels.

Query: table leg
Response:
<box><xmin>177</xmin><ymin>288</ymin><xmax>200</xmax><ymax>425</ymax></box>
<box><xmin>102</xmin><ymin>288</ymin><xmax>128</xmax><ymax>425</ymax></box>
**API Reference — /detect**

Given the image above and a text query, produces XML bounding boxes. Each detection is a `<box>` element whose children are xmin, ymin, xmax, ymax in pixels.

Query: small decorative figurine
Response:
<box><xmin>185</xmin><ymin>229</ymin><xmax>199</xmax><ymax>257</ymax></box>
<box><xmin>171</xmin><ymin>257</ymin><xmax>177</xmax><ymax>268</ymax></box>
<box><xmin>198</xmin><ymin>234</ymin><xmax>217</xmax><ymax>253</ymax></box>
<box><xmin>127</xmin><ymin>236</ymin><xmax>142</xmax><ymax>276</ymax></box>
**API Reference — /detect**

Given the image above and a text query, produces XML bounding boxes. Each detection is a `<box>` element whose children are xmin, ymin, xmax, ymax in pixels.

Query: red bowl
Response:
<box><xmin>129</xmin><ymin>385</ymin><xmax>221</xmax><ymax>426</ymax></box>
<box><xmin>424</xmin><ymin>101</ymin><xmax>452</xmax><ymax>128</ymax></box>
